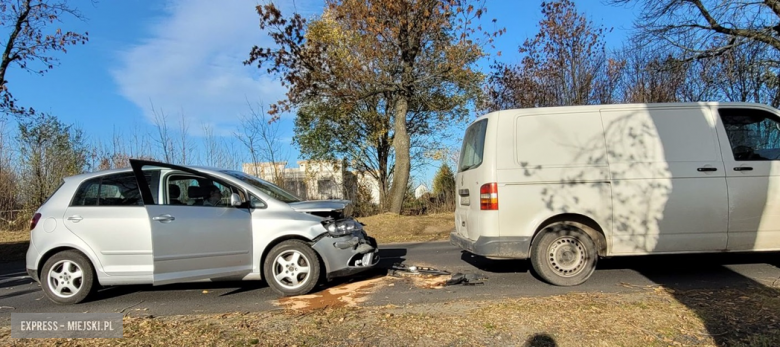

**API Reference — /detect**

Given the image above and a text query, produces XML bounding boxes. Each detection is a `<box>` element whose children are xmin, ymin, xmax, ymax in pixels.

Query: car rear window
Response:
<box><xmin>459</xmin><ymin>119</ymin><xmax>488</xmax><ymax>172</ymax></box>
<box><xmin>71</xmin><ymin>172</ymin><xmax>144</xmax><ymax>206</ymax></box>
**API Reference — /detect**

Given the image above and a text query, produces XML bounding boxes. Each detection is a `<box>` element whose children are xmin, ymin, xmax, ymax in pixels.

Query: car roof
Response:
<box><xmin>63</xmin><ymin>163</ymin><xmax>236</xmax><ymax>183</ymax></box>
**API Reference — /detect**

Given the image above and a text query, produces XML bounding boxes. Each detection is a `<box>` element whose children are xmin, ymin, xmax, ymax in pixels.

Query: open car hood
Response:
<box><xmin>288</xmin><ymin>200</ymin><xmax>351</xmax><ymax>213</ymax></box>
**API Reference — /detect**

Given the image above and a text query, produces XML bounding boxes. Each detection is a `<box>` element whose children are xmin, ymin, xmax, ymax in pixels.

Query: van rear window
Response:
<box><xmin>459</xmin><ymin>119</ymin><xmax>488</xmax><ymax>172</ymax></box>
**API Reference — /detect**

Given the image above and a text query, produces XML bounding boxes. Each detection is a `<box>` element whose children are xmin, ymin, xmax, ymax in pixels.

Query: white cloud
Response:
<box><xmin>111</xmin><ymin>0</ymin><xmax>320</xmax><ymax>135</ymax></box>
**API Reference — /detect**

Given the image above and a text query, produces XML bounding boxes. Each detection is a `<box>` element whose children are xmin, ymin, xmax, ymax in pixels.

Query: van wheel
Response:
<box><xmin>41</xmin><ymin>250</ymin><xmax>95</xmax><ymax>304</ymax></box>
<box><xmin>263</xmin><ymin>240</ymin><xmax>321</xmax><ymax>296</ymax></box>
<box><xmin>530</xmin><ymin>225</ymin><xmax>597</xmax><ymax>286</ymax></box>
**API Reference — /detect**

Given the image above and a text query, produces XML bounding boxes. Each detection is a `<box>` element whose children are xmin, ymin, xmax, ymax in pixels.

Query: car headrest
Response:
<box><xmin>169</xmin><ymin>184</ymin><xmax>180</xmax><ymax>198</ymax></box>
<box><xmin>188</xmin><ymin>185</ymin><xmax>204</xmax><ymax>199</ymax></box>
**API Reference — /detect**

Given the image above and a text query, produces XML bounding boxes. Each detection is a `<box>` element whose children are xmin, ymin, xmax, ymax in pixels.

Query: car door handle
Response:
<box><xmin>733</xmin><ymin>166</ymin><xmax>754</xmax><ymax>171</ymax></box>
<box><xmin>152</xmin><ymin>215</ymin><xmax>175</xmax><ymax>222</ymax></box>
<box><xmin>697</xmin><ymin>167</ymin><xmax>717</xmax><ymax>172</ymax></box>
<box><xmin>67</xmin><ymin>215</ymin><xmax>83</xmax><ymax>222</ymax></box>
<box><xmin>458</xmin><ymin>189</ymin><xmax>469</xmax><ymax>197</ymax></box>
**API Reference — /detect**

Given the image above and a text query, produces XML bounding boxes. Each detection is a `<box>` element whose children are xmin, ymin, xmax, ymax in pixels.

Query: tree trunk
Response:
<box><xmin>377</xmin><ymin>132</ymin><xmax>390</xmax><ymax>211</ymax></box>
<box><xmin>388</xmin><ymin>96</ymin><xmax>411</xmax><ymax>214</ymax></box>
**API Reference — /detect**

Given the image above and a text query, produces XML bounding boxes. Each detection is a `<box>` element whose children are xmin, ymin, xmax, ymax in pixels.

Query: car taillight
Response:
<box><xmin>480</xmin><ymin>183</ymin><xmax>498</xmax><ymax>210</ymax></box>
<box><xmin>30</xmin><ymin>213</ymin><xmax>41</xmax><ymax>230</ymax></box>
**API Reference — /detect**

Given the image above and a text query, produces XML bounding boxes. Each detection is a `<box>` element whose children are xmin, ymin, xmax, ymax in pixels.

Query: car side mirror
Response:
<box><xmin>230</xmin><ymin>193</ymin><xmax>242</xmax><ymax>207</ymax></box>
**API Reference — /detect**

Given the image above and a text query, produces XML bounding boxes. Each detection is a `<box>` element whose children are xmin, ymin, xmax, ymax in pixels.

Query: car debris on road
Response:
<box><xmin>389</xmin><ymin>263</ymin><xmax>487</xmax><ymax>286</ymax></box>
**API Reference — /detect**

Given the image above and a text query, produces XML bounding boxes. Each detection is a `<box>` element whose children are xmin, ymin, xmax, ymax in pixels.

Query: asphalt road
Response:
<box><xmin>1</xmin><ymin>241</ymin><xmax>779</xmax><ymax>325</ymax></box>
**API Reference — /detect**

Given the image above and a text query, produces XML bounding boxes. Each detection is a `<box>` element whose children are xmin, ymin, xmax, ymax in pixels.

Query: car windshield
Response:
<box><xmin>221</xmin><ymin>170</ymin><xmax>302</xmax><ymax>203</ymax></box>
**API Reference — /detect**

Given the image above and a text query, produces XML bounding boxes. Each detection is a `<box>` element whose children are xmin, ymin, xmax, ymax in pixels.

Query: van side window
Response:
<box><xmin>719</xmin><ymin>108</ymin><xmax>780</xmax><ymax>161</ymax></box>
<box><xmin>459</xmin><ymin>119</ymin><xmax>488</xmax><ymax>172</ymax></box>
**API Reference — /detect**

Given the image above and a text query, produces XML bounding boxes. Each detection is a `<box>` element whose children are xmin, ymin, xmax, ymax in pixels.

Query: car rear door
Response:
<box><xmin>62</xmin><ymin>171</ymin><xmax>157</xmax><ymax>277</ymax></box>
<box><xmin>130</xmin><ymin>160</ymin><xmax>253</xmax><ymax>285</ymax></box>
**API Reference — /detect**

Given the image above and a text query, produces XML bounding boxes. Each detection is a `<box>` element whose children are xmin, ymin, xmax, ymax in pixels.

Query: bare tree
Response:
<box><xmin>200</xmin><ymin>123</ymin><xmax>239</xmax><ymax>169</ymax></box>
<box><xmin>613</xmin><ymin>41</ymin><xmax>689</xmax><ymax>103</ymax></box>
<box><xmin>610</xmin><ymin>0</ymin><xmax>780</xmax><ymax>59</ymax></box>
<box><xmin>610</xmin><ymin>0</ymin><xmax>780</xmax><ymax>106</ymax></box>
<box><xmin>0</xmin><ymin>0</ymin><xmax>89</xmax><ymax>115</ymax></box>
<box><xmin>150</xmin><ymin>102</ymin><xmax>174</xmax><ymax>163</ymax></box>
<box><xmin>707</xmin><ymin>40</ymin><xmax>780</xmax><ymax>105</ymax></box>
<box><xmin>201</xmin><ymin>123</ymin><xmax>220</xmax><ymax>168</ymax></box>
<box><xmin>483</xmin><ymin>0</ymin><xmax>611</xmax><ymax>110</ymax></box>
<box><xmin>235</xmin><ymin>101</ymin><xmax>288</xmax><ymax>185</ymax></box>
<box><xmin>0</xmin><ymin>118</ymin><xmax>16</xmax><ymax>216</ymax></box>
<box><xmin>177</xmin><ymin>108</ymin><xmax>192</xmax><ymax>165</ymax></box>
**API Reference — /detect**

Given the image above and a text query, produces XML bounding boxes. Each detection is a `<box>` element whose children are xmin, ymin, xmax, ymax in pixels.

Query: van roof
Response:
<box><xmin>469</xmin><ymin>101</ymin><xmax>775</xmax><ymax>125</ymax></box>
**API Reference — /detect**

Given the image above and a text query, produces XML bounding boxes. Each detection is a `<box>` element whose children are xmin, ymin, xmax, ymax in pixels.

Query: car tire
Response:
<box><xmin>530</xmin><ymin>224</ymin><xmax>597</xmax><ymax>286</ymax></box>
<box><xmin>40</xmin><ymin>250</ymin><xmax>96</xmax><ymax>304</ymax></box>
<box><xmin>263</xmin><ymin>240</ymin><xmax>321</xmax><ymax>296</ymax></box>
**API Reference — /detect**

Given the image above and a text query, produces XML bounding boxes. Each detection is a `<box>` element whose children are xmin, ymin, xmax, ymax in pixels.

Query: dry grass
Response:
<box><xmin>3</xmin><ymin>285</ymin><xmax>778</xmax><ymax>346</ymax></box>
<box><xmin>357</xmin><ymin>212</ymin><xmax>454</xmax><ymax>243</ymax></box>
<box><xmin>0</xmin><ymin>230</ymin><xmax>29</xmax><ymax>243</ymax></box>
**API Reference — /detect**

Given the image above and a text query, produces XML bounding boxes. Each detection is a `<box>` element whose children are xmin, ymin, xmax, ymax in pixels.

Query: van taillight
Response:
<box><xmin>480</xmin><ymin>183</ymin><xmax>498</xmax><ymax>210</ymax></box>
<box><xmin>30</xmin><ymin>213</ymin><xmax>41</xmax><ymax>230</ymax></box>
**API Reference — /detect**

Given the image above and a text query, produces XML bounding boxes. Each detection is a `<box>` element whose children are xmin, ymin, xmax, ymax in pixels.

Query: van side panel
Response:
<box><xmin>496</xmin><ymin>111</ymin><xmax>613</xmax><ymax>257</ymax></box>
<box><xmin>601</xmin><ymin>107</ymin><xmax>728</xmax><ymax>254</ymax></box>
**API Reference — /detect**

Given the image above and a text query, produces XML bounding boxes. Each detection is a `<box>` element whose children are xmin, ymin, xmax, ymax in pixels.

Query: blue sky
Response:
<box><xmin>3</xmin><ymin>0</ymin><xmax>639</xmax><ymax>186</ymax></box>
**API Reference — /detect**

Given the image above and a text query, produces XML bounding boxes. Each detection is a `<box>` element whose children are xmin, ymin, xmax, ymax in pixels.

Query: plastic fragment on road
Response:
<box><xmin>389</xmin><ymin>263</ymin><xmax>487</xmax><ymax>286</ymax></box>
<box><xmin>444</xmin><ymin>272</ymin><xmax>488</xmax><ymax>286</ymax></box>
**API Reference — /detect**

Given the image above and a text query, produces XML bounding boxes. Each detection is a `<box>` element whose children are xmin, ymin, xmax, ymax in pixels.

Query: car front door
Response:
<box><xmin>130</xmin><ymin>160</ymin><xmax>253</xmax><ymax>285</ymax></box>
<box><xmin>715</xmin><ymin>107</ymin><xmax>780</xmax><ymax>251</ymax></box>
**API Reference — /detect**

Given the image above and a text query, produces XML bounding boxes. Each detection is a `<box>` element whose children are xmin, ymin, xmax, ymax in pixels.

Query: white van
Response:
<box><xmin>450</xmin><ymin>102</ymin><xmax>780</xmax><ymax>286</ymax></box>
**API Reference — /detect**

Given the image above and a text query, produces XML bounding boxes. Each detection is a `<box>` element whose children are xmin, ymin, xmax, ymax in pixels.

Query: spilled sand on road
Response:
<box><xmin>274</xmin><ymin>270</ymin><xmax>456</xmax><ymax>311</ymax></box>
<box><xmin>275</xmin><ymin>276</ymin><xmax>389</xmax><ymax>310</ymax></box>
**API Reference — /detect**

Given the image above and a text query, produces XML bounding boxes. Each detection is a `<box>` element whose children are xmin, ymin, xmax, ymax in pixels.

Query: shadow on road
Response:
<box><xmin>0</xmin><ymin>240</ymin><xmax>29</xmax><ymax>263</ymax></box>
<box><xmin>525</xmin><ymin>333</ymin><xmax>557</xmax><ymax>347</ymax></box>
<box><xmin>459</xmin><ymin>251</ymin><xmax>530</xmax><ymax>274</ymax></box>
<box><xmin>460</xmin><ymin>247</ymin><xmax>780</xmax><ymax>345</ymax></box>
<box><xmin>0</xmin><ymin>264</ymin><xmax>36</xmax><ymax>300</ymax></box>
<box><xmin>0</xmin><ymin>288</ymin><xmax>39</xmax><ymax>300</ymax></box>
<box><xmin>376</xmin><ymin>247</ymin><xmax>408</xmax><ymax>268</ymax></box>
<box><xmin>88</xmin><ymin>280</ymin><xmax>267</xmax><ymax>302</ymax></box>
<box><xmin>601</xmin><ymin>252</ymin><xmax>780</xmax><ymax>289</ymax></box>
<box><xmin>640</xmin><ymin>262</ymin><xmax>780</xmax><ymax>346</ymax></box>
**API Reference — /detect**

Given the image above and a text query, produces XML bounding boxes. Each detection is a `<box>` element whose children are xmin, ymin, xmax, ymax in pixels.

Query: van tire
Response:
<box><xmin>530</xmin><ymin>225</ymin><xmax>597</xmax><ymax>286</ymax></box>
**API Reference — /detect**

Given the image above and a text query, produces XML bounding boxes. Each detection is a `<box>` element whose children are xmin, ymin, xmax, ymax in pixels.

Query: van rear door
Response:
<box><xmin>456</xmin><ymin>118</ymin><xmax>489</xmax><ymax>241</ymax></box>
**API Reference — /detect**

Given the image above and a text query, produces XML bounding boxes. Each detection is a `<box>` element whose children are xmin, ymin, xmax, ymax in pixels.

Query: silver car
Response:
<box><xmin>25</xmin><ymin>159</ymin><xmax>379</xmax><ymax>304</ymax></box>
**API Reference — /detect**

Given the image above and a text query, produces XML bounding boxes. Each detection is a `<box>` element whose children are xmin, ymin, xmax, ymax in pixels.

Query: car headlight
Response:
<box><xmin>322</xmin><ymin>218</ymin><xmax>363</xmax><ymax>237</ymax></box>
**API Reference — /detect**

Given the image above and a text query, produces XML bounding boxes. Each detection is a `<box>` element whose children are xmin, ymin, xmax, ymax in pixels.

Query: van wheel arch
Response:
<box><xmin>532</xmin><ymin>215</ymin><xmax>607</xmax><ymax>257</ymax></box>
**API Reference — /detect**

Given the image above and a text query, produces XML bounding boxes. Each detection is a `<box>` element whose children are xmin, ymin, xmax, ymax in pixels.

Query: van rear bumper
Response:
<box><xmin>449</xmin><ymin>232</ymin><xmax>532</xmax><ymax>259</ymax></box>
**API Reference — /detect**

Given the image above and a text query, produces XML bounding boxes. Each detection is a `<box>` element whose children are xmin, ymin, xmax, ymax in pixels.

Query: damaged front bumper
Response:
<box><xmin>312</xmin><ymin>228</ymin><xmax>380</xmax><ymax>280</ymax></box>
